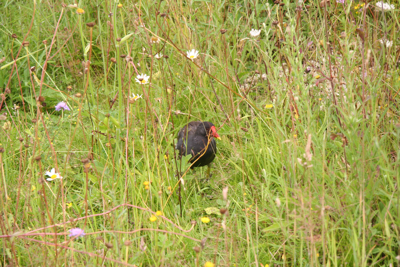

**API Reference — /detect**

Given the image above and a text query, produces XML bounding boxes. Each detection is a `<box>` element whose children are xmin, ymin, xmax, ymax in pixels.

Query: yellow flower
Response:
<box><xmin>265</xmin><ymin>265</ymin><xmax>269</xmax><ymax>267</ymax></box>
<box><xmin>204</xmin><ymin>262</ymin><xmax>215</xmax><ymax>267</ymax></box>
<box><xmin>293</xmin><ymin>134</ymin><xmax>297</xmax><ymax>139</ymax></box>
<box><xmin>265</xmin><ymin>104</ymin><xmax>273</xmax><ymax>109</ymax></box>
<box><xmin>31</xmin><ymin>185</ymin><xmax>36</xmax><ymax>192</ymax></box>
<box><xmin>318</xmin><ymin>98</ymin><xmax>322</xmax><ymax>101</ymax></box>
<box><xmin>76</xmin><ymin>8</ymin><xmax>85</xmax><ymax>14</ymax></box>
<box><xmin>155</xmin><ymin>211</ymin><xmax>162</xmax><ymax>216</ymax></box>
<box><xmin>316</xmin><ymin>253</ymin><xmax>320</xmax><ymax>257</ymax></box>
<box><xmin>201</xmin><ymin>217</ymin><xmax>210</xmax><ymax>224</ymax></box>
<box><xmin>167</xmin><ymin>186</ymin><xmax>172</xmax><ymax>191</ymax></box>
<box><xmin>145</xmin><ymin>185</ymin><xmax>150</xmax><ymax>190</ymax></box>
<box><xmin>164</xmin><ymin>154</ymin><xmax>169</xmax><ymax>160</ymax></box>
<box><xmin>117</xmin><ymin>3</ymin><xmax>123</xmax><ymax>8</ymax></box>
<box><xmin>66</xmin><ymin>202</ymin><xmax>72</xmax><ymax>209</ymax></box>
<box><xmin>143</xmin><ymin>181</ymin><xmax>150</xmax><ymax>186</ymax></box>
<box><xmin>315</xmin><ymin>74</ymin><xmax>320</xmax><ymax>79</ymax></box>
<box><xmin>149</xmin><ymin>215</ymin><xmax>157</xmax><ymax>222</ymax></box>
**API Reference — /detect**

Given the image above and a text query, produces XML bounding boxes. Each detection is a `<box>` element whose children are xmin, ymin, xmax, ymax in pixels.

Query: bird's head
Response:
<box><xmin>209</xmin><ymin>125</ymin><xmax>221</xmax><ymax>140</ymax></box>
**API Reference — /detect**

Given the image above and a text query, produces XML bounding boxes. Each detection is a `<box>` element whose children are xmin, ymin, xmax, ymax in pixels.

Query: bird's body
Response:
<box><xmin>176</xmin><ymin>121</ymin><xmax>220</xmax><ymax>168</ymax></box>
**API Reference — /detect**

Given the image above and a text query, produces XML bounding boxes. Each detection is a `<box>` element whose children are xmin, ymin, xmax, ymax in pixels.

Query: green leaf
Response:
<box><xmin>120</xmin><ymin>33</ymin><xmax>134</xmax><ymax>44</ymax></box>
<box><xmin>384</xmin><ymin>218</ymin><xmax>391</xmax><ymax>238</ymax></box>
<box><xmin>204</xmin><ymin>207</ymin><xmax>221</xmax><ymax>216</ymax></box>
<box><xmin>88</xmin><ymin>173</ymin><xmax>99</xmax><ymax>183</ymax></box>
<box><xmin>262</xmin><ymin>222</ymin><xmax>289</xmax><ymax>233</ymax></box>
<box><xmin>109</xmin><ymin>116</ymin><xmax>120</xmax><ymax>128</ymax></box>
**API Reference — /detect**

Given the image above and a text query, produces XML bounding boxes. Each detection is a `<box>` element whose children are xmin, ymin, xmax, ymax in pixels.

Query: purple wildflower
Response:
<box><xmin>55</xmin><ymin>101</ymin><xmax>70</xmax><ymax>111</ymax></box>
<box><xmin>337</xmin><ymin>0</ymin><xmax>345</xmax><ymax>3</ymax></box>
<box><xmin>69</xmin><ymin>228</ymin><xmax>85</xmax><ymax>237</ymax></box>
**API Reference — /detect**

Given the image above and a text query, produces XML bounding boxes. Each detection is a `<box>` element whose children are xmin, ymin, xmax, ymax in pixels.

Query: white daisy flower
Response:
<box><xmin>186</xmin><ymin>49</ymin><xmax>199</xmax><ymax>60</ymax></box>
<box><xmin>375</xmin><ymin>1</ymin><xmax>395</xmax><ymax>11</ymax></box>
<box><xmin>250</xmin><ymin>29</ymin><xmax>261</xmax><ymax>37</ymax></box>
<box><xmin>45</xmin><ymin>168</ymin><xmax>63</xmax><ymax>181</ymax></box>
<box><xmin>130</xmin><ymin>93</ymin><xmax>143</xmax><ymax>101</ymax></box>
<box><xmin>135</xmin><ymin>74</ymin><xmax>150</xmax><ymax>85</ymax></box>
<box><xmin>155</xmin><ymin>53</ymin><xmax>163</xmax><ymax>59</ymax></box>
<box><xmin>379</xmin><ymin>38</ymin><xmax>393</xmax><ymax>47</ymax></box>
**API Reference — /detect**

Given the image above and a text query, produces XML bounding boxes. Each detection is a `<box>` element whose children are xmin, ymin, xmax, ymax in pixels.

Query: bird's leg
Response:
<box><xmin>206</xmin><ymin>164</ymin><xmax>212</xmax><ymax>179</ymax></box>
<box><xmin>190</xmin><ymin>168</ymin><xmax>201</xmax><ymax>191</ymax></box>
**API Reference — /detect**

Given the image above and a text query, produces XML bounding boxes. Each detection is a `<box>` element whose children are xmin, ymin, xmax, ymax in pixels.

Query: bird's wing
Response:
<box><xmin>176</xmin><ymin>122</ymin><xmax>198</xmax><ymax>155</ymax></box>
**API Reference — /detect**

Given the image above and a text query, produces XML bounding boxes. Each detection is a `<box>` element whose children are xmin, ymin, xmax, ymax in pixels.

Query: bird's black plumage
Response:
<box><xmin>176</xmin><ymin>121</ymin><xmax>220</xmax><ymax>168</ymax></box>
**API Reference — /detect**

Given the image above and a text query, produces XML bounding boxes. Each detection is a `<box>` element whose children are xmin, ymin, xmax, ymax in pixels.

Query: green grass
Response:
<box><xmin>1</xmin><ymin>0</ymin><xmax>399</xmax><ymax>266</ymax></box>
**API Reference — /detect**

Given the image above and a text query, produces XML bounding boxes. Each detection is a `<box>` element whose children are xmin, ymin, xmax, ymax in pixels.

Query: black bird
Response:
<box><xmin>176</xmin><ymin>121</ymin><xmax>221</xmax><ymax>175</ymax></box>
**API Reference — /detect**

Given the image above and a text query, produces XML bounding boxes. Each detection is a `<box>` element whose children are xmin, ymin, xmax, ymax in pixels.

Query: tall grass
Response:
<box><xmin>0</xmin><ymin>0</ymin><xmax>399</xmax><ymax>266</ymax></box>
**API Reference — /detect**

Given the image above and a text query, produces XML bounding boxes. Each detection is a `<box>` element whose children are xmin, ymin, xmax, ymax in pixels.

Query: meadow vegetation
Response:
<box><xmin>0</xmin><ymin>0</ymin><xmax>399</xmax><ymax>266</ymax></box>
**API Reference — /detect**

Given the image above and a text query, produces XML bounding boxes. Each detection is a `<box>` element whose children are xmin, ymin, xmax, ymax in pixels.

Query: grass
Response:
<box><xmin>0</xmin><ymin>0</ymin><xmax>399</xmax><ymax>266</ymax></box>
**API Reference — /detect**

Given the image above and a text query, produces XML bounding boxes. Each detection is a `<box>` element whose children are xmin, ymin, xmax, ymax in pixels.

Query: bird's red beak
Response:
<box><xmin>210</xmin><ymin>126</ymin><xmax>221</xmax><ymax>140</ymax></box>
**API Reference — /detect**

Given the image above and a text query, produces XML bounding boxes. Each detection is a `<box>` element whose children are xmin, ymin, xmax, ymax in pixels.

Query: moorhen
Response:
<box><xmin>176</xmin><ymin>121</ymin><xmax>221</xmax><ymax>175</ymax></box>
